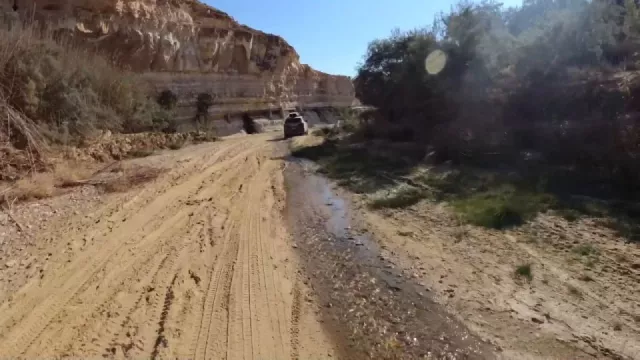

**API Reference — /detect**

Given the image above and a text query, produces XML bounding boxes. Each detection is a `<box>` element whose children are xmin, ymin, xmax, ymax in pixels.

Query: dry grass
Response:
<box><xmin>0</xmin><ymin>23</ymin><xmax>173</xmax><ymax>182</ymax></box>
<box><xmin>2</xmin><ymin>173</ymin><xmax>55</xmax><ymax>204</ymax></box>
<box><xmin>0</xmin><ymin>160</ymin><xmax>161</xmax><ymax>205</ymax></box>
<box><xmin>0</xmin><ymin>161</ymin><xmax>95</xmax><ymax>204</ymax></box>
<box><xmin>98</xmin><ymin>166</ymin><xmax>164</xmax><ymax>193</ymax></box>
<box><xmin>53</xmin><ymin>162</ymin><xmax>95</xmax><ymax>187</ymax></box>
<box><xmin>0</xmin><ymin>23</ymin><xmax>168</xmax><ymax>145</ymax></box>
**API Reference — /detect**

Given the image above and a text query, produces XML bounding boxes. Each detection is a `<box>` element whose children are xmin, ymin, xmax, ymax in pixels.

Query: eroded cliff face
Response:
<box><xmin>2</xmin><ymin>0</ymin><xmax>355</xmax><ymax>123</ymax></box>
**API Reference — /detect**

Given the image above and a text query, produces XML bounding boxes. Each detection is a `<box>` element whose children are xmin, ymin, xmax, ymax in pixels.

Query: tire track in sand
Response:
<box><xmin>0</xmin><ymin>135</ymin><xmax>337</xmax><ymax>359</ymax></box>
<box><xmin>0</xmin><ymin>139</ymin><xmax>248</xmax><ymax>338</ymax></box>
<box><xmin>19</xmin><ymin>142</ymin><xmax>257</xmax><ymax>357</ymax></box>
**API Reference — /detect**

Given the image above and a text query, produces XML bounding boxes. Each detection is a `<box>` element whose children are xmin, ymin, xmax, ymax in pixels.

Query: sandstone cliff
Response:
<box><xmin>2</xmin><ymin>0</ymin><xmax>355</xmax><ymax>127</ymax></box>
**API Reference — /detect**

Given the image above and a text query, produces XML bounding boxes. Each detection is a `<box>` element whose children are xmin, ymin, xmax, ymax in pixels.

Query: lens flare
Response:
<box><xmin>425</xmin><ymin>49</ymin><xmax>447</xmax><ymax>75</ymax></box>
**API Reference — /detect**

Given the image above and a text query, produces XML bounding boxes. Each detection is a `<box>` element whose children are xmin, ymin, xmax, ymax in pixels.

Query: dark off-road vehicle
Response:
<box><xmin>283</xmin><ymin>112</ymin><xmax>309</xmax><ymax>138</ymax></box>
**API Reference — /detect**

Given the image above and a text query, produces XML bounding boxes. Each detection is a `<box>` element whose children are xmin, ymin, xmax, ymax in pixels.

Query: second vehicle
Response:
<box><xmin>284</xmin><ymin>112</ymin><xmax>309</xmax><ymax>138</ymax></box>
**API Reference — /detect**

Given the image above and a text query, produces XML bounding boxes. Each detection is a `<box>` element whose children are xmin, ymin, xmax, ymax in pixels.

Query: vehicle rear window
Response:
<box><xmin>285</xmin><ymin>118</ymin><xmax>302</xmax><ymax>124</ymax></box>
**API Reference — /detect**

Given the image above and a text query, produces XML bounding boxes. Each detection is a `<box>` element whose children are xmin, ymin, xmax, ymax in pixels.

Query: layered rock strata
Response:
<box><xmin>2</xmin><ymin>0</ymin><xmax>355</xmax><ymax>127</ymax></box>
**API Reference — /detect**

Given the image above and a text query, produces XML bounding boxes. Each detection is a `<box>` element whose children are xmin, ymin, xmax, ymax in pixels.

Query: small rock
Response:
<box><xmin>532</xmin><ymin>317</ymin><xmax>545</xmax><ymax>324</ymax></box>
<box><xmin>292</xmin><ymin>244</ymin><xmax>298</xmax><ymax>249</ymax></box>
<box><xmin>5</xmin><ymin>260</ymin><xmax>17</xmax><ymax>268</ymax></box>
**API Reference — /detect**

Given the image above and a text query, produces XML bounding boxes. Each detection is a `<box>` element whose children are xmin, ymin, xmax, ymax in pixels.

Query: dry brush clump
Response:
<box><xmin>0</xmin><ymin>21</ymin><xmax>208</xmax><ymax>185</ymax></box>
<box><xmin>0</xmin><ymin>23</ymin><xmax>173</xmax><ymax>144</ymax></box>
<box><xmin>0</xmin><ymin>98</ymin><xmax>49</xmax><ymax>180</ymax></box>
<box><xmin>97</xmin><ymin>165</ymin><xmax>165</xmax><ymax>193</ymax></box>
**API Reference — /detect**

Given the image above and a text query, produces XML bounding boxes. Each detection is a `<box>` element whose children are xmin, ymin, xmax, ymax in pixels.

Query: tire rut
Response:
<box><xmin>0</xmin><ymin>135</ymin><xmax>336</xmax><ymax>359</ymax></box>
<box><xmin>151</xmin><ymin>274</ymin><xmax>178</xmax><ymax>360</ymax></box>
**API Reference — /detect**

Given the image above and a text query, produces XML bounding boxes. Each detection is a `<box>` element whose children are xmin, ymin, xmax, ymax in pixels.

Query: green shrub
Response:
<box><xmin>291</xmin><ymin>140</ymin><xmax>338</xmax><ymax>160</ymax></box>
<box><xmin>312</xmin><ymin>127</ymin><xmax>332</xmax><ymax>136</ymax></box>
<box><xmin>573</xmin><ymin>244</ymin><xmax>598</xmax><ymax>256</ymax></box>
<box><xmin>515</xmin><ymin>263</ymin><xmax>533</xmax><ymax>282</ymax></box>
<box><xmin>452</xmin><ymin>185</ymin><xmax>554</xmax><ymax>229</ymax></box>
<box><xmin>369</xmin><ymin>186</ymin><xmax>426</xmax><ymax>209</ymax></box>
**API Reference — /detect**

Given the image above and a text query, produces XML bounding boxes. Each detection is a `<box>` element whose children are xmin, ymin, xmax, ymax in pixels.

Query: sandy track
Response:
<box><xmin>0</xmin><ymin>134</ymin><xmax>334</xmax><ymax>359</ymax></box>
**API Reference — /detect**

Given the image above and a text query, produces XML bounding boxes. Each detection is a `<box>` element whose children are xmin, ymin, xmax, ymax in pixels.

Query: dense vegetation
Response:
<box><xmin>294</xmin><ymin>0</ymin><xmax>640</xmax><ymax>235</ymax></box>
<box><xmin>354</xmin><ymin>0</ymin><xmax>640</xmax><ymax>198</ymax></box>
<box><xmin>0</xmin><ymin>23</ymin><xmax>204</xmax><ymax>181</ymax></box>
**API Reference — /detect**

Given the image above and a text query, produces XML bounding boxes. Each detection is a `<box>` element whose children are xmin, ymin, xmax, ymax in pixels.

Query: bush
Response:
<box><xmin>195</xmin><ymin>93</ymin><xmax>214</xmax><ymax>125</ymax></box>
<box><xmin>157</xmin><ymin>90</ymin><xmax>178</xmax><ymax>111</ymax></box>
<box><xmin>452</xmin><ymin>185</ymin><xmax>555</xmax><ymax>229</ymax></box>
<box><xmin>2</xmin><ymin>173</ymin><xmax>55</xmax><ymax>203</ymax></box>
<box><xmin>515</xmin><ymin>263</ymin><xmax>533</xmax><ymax>282</ymax></box>
<box><xmin>573</xmin><ymin>244</ymin><xmax>599</xmax><ymax>256</ymax></box>
<box><xmin>0</xmin><ymin>24</ymin><xmax>173</xmax><ymax>142</ymax></box>
<box><xmin>168</xmin><ymin>141</ymin><xmax>185</xmax><ymax>150</ymax></box>
<box><xmin>353</xmin><ymin>0</ymin><xmax>640</xmax><ymax>200</ymax></box>
<box><xmin>369</xmin><ymin>186</ymin><xmax>426</xmax><ymax>209</ymax></box>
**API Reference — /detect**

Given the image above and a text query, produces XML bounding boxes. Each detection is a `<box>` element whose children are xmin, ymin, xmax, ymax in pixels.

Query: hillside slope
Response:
<box><xmin>2</xmin><ymin>0</ymin><xmax>355</xmax><ymax>125</ymax></box>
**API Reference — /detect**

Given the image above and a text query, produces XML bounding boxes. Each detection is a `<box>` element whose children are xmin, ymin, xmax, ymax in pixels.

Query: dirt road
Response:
<box><xmin>0</xmin><ymin>134</ymin><xmax>336</xmax><ymax>359</ymax></box>
<box><xmin>9</xmin><ymin>132</ymin><xmax>630</xmax><ymax>359</ymax></box>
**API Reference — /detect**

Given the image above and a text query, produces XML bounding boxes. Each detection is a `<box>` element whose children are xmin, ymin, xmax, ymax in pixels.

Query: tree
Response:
<box><xmin>157</xmin><ymin>89</ymin><xmax>178</xmax><ymax>111</ymax></box>
<box><xmin>194</xmin><ymin>93</ymin><xmax>214</xmax><ymax>128</ymax></box>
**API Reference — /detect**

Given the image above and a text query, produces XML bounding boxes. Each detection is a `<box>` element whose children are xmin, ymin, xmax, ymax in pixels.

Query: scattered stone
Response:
<box><xmin>189</xmin><ymin>270</ymin><xmax>201</xmax><ymax>286</ymax></box>
<box><xmin>531</xmin><ymin>317</ymin><xmax>545</xmax><ymax>324</ymax></box>
<box><xmin>4</xmin><ymin>260</ymin><xmax>17</xmax><ymax>268</ymax></box>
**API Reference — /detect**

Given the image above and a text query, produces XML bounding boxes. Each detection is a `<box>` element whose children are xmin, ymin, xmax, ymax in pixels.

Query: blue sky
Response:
<box><xmin>206</xmin><ymin>1</ymin><xmax>522</xmax><ymax>76</ymax></box>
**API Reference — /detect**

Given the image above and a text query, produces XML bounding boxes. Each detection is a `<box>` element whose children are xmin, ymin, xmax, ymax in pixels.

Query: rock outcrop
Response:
<box><xmin>2</xmin><ymin>0</ymin><xmax>355</xmax><ymax>125</ymax></box>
